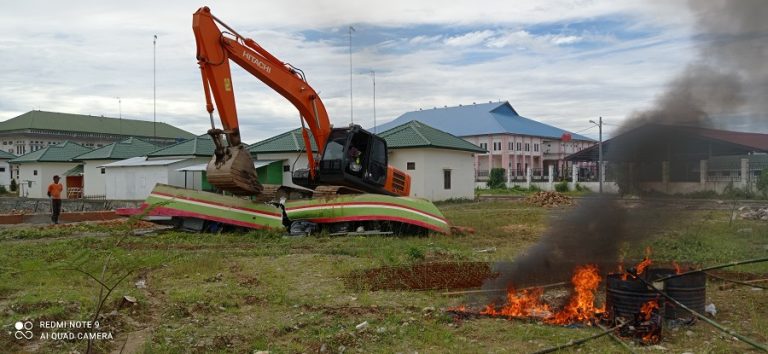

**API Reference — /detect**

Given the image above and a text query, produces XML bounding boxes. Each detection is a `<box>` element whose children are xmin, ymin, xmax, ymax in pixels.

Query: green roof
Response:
<box><xmin>74</xmin><ymin>137</ymin><xmax>159</xmax><ymax>160</ymax></box>
<box><xmin>377</xmin><ymin>120</ymin><xmax>486</xmax><ymax>153</ymax></box>
<box><xmin>0</xmin><ymin>150</ymin><xmax>16</xmax><ymax>159</ymax></box>
<box><xmin>0</xmin><ymin>110</ymin><xmax>196</xmax><ymax>140</ymax></box>
<box><xmin>63</xmin><ymin>164</ymin><xmax>84</xmax><ymax>176</ymax></box>
<box><xmin>148</xmin><ymin>134</ymin><xmax>215</xmax><ymax>157</ymax></box>
<box><xmin>248</xmin><ymin>128</ymin><xmax>318</xmax><ymax>154</ymax></box>
<box><xmin>9</xmin><ymin>141</ymin><xmax>92</xmax><ymax>164</ymax></box>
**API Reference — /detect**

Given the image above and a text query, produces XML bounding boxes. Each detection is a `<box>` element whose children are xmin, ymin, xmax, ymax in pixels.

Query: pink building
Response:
<box><xmin>376</xmin><ymin>101</ymin><xmax>595</xmax><ymax>182</ymax></box>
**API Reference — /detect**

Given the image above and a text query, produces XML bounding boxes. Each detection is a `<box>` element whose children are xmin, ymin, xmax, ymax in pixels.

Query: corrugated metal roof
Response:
<box><xmin>147</xmin><ymin>134</ymin><xmax>215</xmax><ymax>157</ymax></box>
<box><xmin>248</xmin><ymin>129</ymin><xmax>318</xmax><ymax>154</ymax></box>
<box><xmin>378</xmin><ymin>120</ymin><xmax>486</xmax><ymax>153</ymax></box>
<box><xmin>176</xmin><ymin>160</ymin><xmax>281</xmax><ymax>172</ymax></box>
<box><xmin>9</xmin><ymin>141</ymin><xmax>92</xmax><ymax>164</ymax></box>
<box><xmin>74</xmin><ymin>137</ymin><xmax>159</xmax><ymax>160</ymax></box>
<box><xmin>0</xmin><ymin>150</ymin><xmax>16</xmax><ymax>159</ymax></box>
<box><xmin>0</xmin><ymin>110</ymin><xmax>195</xmax><ymax>139</ymax></box>
<box><xmin>374</xmin><ymin>101</ymin><xmax>594</xmax><ymax>141</ymax></box>
<box><xmin>101</xmin><ymin>156</ymin><xmax>187</xmax><ymax>167</ymax></box>
<box><xmin>62</xmin><ymin>164</ymin><xmax>84</xmax><ymax>176</ymax></box>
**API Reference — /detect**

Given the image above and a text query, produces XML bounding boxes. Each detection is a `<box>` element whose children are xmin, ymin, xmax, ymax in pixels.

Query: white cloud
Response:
<box><xmin>443</xmin><ymin>30</ymin><xmax>496</xmax><ymax>47</ymax></box>
<box><xmin>0</xmin><ymin>0</ymin><xmax>709</xmax><ymax>143</ymax></box>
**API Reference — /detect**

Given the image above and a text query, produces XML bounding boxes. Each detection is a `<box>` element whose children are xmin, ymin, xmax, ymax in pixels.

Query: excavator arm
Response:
<box><xmin>193</xmin><ymin>6</ymin><xmax>330</xmax><ymax>194</ymax></box>
<box><xmin>193</xmin><ymin>7</ymin><xmax>411</xmax><ymax>198</ymax></box>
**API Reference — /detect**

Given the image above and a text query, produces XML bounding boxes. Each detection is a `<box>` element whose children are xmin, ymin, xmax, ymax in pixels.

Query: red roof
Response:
<box><xmin>680</xmin><ymin>126</ymin><xmax>768</xmax><ymax>152</ymax></box>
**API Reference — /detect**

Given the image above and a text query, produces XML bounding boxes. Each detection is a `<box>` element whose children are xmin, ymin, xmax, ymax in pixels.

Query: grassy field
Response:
<box><xmin>1</xmin><ymin>198</ymin><xmax>767</xmax><ymax>353</ymax></box>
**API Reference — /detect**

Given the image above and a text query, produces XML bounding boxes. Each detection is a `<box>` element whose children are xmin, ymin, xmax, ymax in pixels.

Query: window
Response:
<box><xmin>525</xmin><ymin>143</ymin><xmax>530</xmax><ymax>152</ymax></box>
<box><xmin>283</xmin><ymin>165</ymin><xmax>290</xmax><ymax>172</ymax></box>
<box><xmin>534</xmin><ymin>143</ymin><xmax>539</xmax><ymax>152</ymax></box>
<box><xmin>493</xmin><ymin>142</ymin><xmax>501</xmax><ymax>151</ymax></box>
<box><xmin>443</xmin><ymin>169</ymin><xmax>451</xmax><ymax>189</ymax></box>
<box><xmin>100</xmin><ymin>168</ymin><xmax>106</xmax><ymax>174</ymax></box>
<box><xmin>508</xmin><ymin>142</ymin><xmax>513</xmax><ymax>150</ymax></box>
<box><xmin>0</xmin><ymin>167</ymin><xmax>5</xmax><ymax>172</ymax></box>
<box><xmin>516</xmin><ymin>142</ymin><xmax>521</xmax><ymax>151</ymax></box>
<box><xmin>33</xmin><ymin>170</ymin><xmax>38</xmax><ymax>176</ymax></box>
<box><xmin>407</xmin><ymin>162</ymin><xmax>416</xmax><ymax>170</ymax></box>
<box><xmin>479</xmin><ymin>142</ymin><xmax>487</xmax><ymax>150</ymax></box>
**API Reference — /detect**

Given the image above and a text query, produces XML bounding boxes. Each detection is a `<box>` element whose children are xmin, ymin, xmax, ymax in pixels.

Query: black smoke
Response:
<box><xmin>480</xmin><ymin>0</ymin><xmax>768</xmax><ymax>295</ymax></box>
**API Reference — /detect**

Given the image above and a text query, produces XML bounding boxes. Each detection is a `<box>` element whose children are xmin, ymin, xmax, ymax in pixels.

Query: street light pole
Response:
<box><xmin>590</xmin><ymin>117</ymin><xmax>604</xmax><ymax>193</ymax></box>
<box><xmin>153</xmin><ymin>34</ymin><xmax>157</xmax><ymax>138</ymax></box>
<box><xmin>371</xmin><ymin>70</ymin><xmax>376</xmax><ymax>133</ymax></box>
<box><xmin>348</xmin><ymin>26</ymin><xmax>355</xmax><ymax>125</ymax></box>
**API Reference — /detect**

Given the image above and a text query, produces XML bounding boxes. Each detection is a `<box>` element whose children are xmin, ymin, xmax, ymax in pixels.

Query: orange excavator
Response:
<box><xmin>193</xmin><ymin>6</ymin><xmax>410</xmax><ymax>199</ymax></box>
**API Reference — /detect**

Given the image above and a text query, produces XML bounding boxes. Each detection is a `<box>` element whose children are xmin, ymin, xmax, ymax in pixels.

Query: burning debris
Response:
<box><xmin>452</xmin><ymin>264</ymin><xmax>606</xmax><ymax>326</ymax></box>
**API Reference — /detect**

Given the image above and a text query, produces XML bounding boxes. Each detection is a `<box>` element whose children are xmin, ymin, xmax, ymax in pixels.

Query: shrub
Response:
<box><xmin>9</xmin><ymin>179</ymin><xmax>16</xmax><ymax>192</ymax></box>
<box><xmin>0</xmin><ymin>185</ymin><xmax>6</xmax><ymax>194</ymax></box>
<box><xmin>487</xmin><ymin>168</ymin><xmax>506</xmax><ymax>189</ymax></box>
<box><xmin>555</xmin><ymin>180</ymin><xmax>569</xmax><ymax>192</ymax></box>
<box><xmin>574</xmin><ymin>183</ymin><xmax>590</xmax><ymax>192</ymax></box>
<box><xmin>527</xmin><ymin>185</ymin><xmax>541</xmax><ymax>192</ymax></box>
<box><xmin>758</xmin><ymin>169</ymin><xmax>768</xmax><ymax>198</ymax></box>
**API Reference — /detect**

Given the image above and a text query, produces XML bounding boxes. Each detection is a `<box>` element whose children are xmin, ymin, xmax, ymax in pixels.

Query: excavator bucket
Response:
<box><xmin>205</xmin><ymin>145</ymin><xmax>263</xmax><ymax>195</ymax></box>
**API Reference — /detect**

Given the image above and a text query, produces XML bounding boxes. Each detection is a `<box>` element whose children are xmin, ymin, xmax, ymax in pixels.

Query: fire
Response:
<box><xmin>635</xmin><ymin>247</ymin><xmax>653</xmax><ymax>276</ymax></box>
<box><xmin>481</xmin><ymin>288</ymin><xmax>552</xmax><ymax>318</ymax></box>
<box><xmin>546</xmin><ymin>264</ymin><xmax>604</xmax><ymax>325</ymax></box>
<box><xmin>475</xmin><ymin>264</ymin><xmax>604</xmax><ymax>325</ymax></box>
<box><xmin>639</xmin><ymin>299</ymin><xmax>659</xmax><ymax>321</ymax></box>
<box><xmin>639</xmin><ymin>299</ymin><xmax>661</xmax><ymax>344</ymax></box>
<box><xmin>672</xmin><ymin>261</ymin><xmax>682</xmax><ymax>274</ymax></box>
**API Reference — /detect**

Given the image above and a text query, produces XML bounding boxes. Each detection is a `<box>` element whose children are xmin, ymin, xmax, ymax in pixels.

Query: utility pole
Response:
<box><xmin>371</xmin><ymin>70</ymin><xmax>376</xmax><ymax>133</ymax></box>
<box><xmin>590</xmin><ymin>117</ymin><xmax>604</xmax><ymax>193</ymax></box>
<box><xmin>153</xmin><ymin>34</ymin><xmax>157</xmax><ymax>138</ymax></box>
<box><xmin>349</xmin><ymin>26</ymin><xmax>355</xmax><ymax>124</ymax></box>
<box><xmin>116</xmin><ymin>97</ymin><xmax>121</xmax><ymax>119</ymax></box>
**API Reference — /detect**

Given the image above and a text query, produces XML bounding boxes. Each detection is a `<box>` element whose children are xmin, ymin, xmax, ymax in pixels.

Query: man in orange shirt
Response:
<box><xmin>47</xmin><ymin>175</ymin><xmax>63</xmax><ymax>224</ymax></box>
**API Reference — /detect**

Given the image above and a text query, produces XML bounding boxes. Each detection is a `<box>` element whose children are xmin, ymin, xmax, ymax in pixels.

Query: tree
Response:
<box><xmin>487</xmin><ymin>168</ymin><xmax>506</xmax><ymax>189</ymax></box>
<box><xmin>9</xmin><ymin>178</ymin><xmax>16</xmax><ymax>192</ymax></box>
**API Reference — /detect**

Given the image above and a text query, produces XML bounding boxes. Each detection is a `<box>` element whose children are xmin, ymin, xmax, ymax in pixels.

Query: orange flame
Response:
<box><xmin>469</xmin><ymin>264</ymin><xmax>605</xmax><ymax>325</ymax></box>
<box><xmin>635</xmin><ymin>247</ymin><xmax>653</xmax><ymax>276</ymax></box>
<box><xmin>639</xmin><ymin>299</ymin><xmax>661</xmax><ymax>344</ymax></box>
<box><xmin>672</xmin><ymin>261</ymin><xmax>682</xmax><ymax>274</ymax></box>
<box><xmin>546</xmin><ymin>264</ymin><xmax>604</xmax><ymax>325</ymax></box>
<box><xmin>639</xmin><ymin>299</ymin><xmax>659</xmax><ymax>321</ymax></box>
<box><xmin>481</xmin><ymin>288</ymin><xmax>552</xmax><ymax>318</ymax></box>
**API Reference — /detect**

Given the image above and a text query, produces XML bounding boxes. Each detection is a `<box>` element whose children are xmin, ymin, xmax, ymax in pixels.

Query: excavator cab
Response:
<box><xmin>293</xmin><ymin>125</ymin><xmax>390</xmax><ymax>194</ymax></box>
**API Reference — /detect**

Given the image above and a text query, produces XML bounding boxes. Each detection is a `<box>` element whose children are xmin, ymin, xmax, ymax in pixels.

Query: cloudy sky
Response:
<box><xmin>0</xmin><ymin>0</ymin><xmax>705</xmax><ymax>142</ymax></box>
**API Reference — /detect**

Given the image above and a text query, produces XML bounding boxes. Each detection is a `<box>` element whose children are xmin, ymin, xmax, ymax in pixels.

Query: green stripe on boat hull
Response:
<box><xmin>138</xmin><ymin>184</ymin><xmax>450</xmax><ymax>234</ymax></box>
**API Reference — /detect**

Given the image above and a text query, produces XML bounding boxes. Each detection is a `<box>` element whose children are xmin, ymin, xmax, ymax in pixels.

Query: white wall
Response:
<box><xmin>389</xmin><ymin>148</ymin><xmax>475</xmax><ymax>201</ymax></box>
<box><xmin>105</xmin><ymin>165</ymin><xmax>169</xmax><ymax>200</ymax></box>
<box><xmin>83</xmin><ymin>160</ymin><xmax>112</xmax><ymax>197</ymax></box>
<box><xmin>104</xmin><ymin>158</ymin><xmax>207</xmax><ymax>200</ymax></box>
<box><xmin>0</xmin><ymin>160</ymin><xmax>10</xmax><ymax>188</ymax></box>
<box><xmin>16</xmin><ymin>162</ymin><xmax>78</xmax><ymax>198</ymax></box>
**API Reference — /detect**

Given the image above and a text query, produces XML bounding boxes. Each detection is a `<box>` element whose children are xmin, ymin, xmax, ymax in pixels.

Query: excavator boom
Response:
<box><xmin>193</xmin><ymin>6</ymin><xmax>410</xmax><ymax>197</ymax></box>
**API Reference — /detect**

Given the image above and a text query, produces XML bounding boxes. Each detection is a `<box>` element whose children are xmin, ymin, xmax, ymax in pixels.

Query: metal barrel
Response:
<box><xmin>605</xmin><ymin>273</ymin><xmax>662</xmax><ymax>322</ymax></box>
<box><xmin>663</xmin><ymin>271</ymin><xmax>706</xmax><ymax>320</ymax></box>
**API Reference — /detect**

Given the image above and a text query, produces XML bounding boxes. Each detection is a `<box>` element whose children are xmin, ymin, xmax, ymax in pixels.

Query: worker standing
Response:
<box><xmin>47</xmin><ymin>175</ymin><xmax>63</xmax><ymax>224</ymax></box>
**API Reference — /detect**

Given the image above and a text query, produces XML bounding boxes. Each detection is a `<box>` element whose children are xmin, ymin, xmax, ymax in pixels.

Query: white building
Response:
<box><xmin>249</xmin><ymin>121</ymin><xmax>485</xmax><ymax>201</ymax></box>
<box><xmin>9</xmin><ymin>141</ymin><xmax>91</xmax><ymax>198</ymax></box>
<box><xmin>0</xmin><ymin>110</ymin><xmax>194</xmax><ymax>158</ymax></box>
<box><xmin>73</xmin><ymin>137</ymin><xmax>159</xmax><ymax>198</ymax></box>
<box><xmin>0</xmin><ymin>150</ymin><xmax>15</xmax><ymax>189</ymax></box>
<box><xmin>102</xmin><ymin>135</ymin><xmax>213</xmax><ymax>200</ymax></box>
